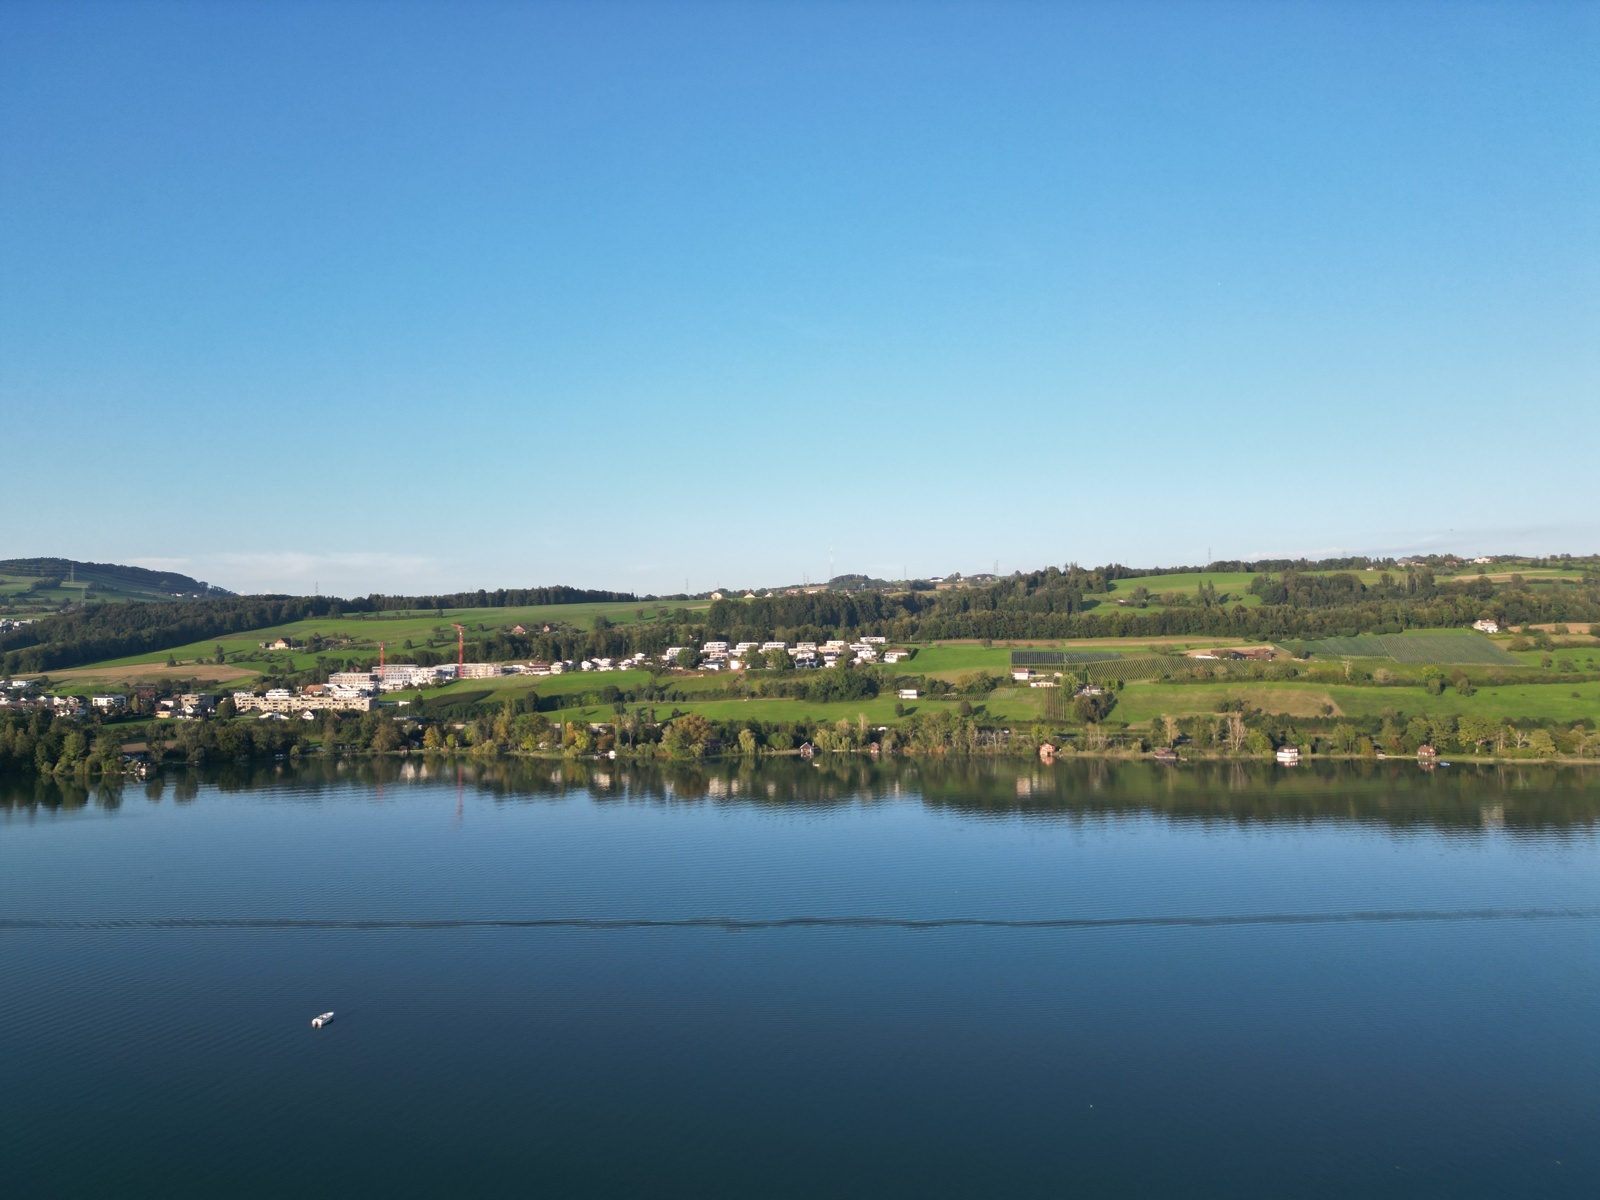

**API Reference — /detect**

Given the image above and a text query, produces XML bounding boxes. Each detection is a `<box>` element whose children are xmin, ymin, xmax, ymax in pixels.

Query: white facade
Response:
<box><xmin>233</xmin><ymin>690</ymin><xmax>374</xmax><ymax>714</ymax></box>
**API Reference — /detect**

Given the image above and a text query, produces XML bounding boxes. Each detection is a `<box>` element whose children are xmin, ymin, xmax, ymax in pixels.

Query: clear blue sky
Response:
<box><xmin>2</xmin><ymin>1</ymin><xmax>1595</xmax><ymax>596</ymax></box>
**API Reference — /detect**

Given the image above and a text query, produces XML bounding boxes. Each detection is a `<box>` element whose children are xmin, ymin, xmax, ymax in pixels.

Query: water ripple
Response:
<box><xmin>3</xmin><ymin>908</ymin><xmax>1595</xmax><ymax>933</ymax></box>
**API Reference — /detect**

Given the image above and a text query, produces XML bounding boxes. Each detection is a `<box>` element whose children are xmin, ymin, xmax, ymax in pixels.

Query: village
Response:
<box><xmin>207</xmin><ymin>638</ymin><xmax>917</xmax><ymax>719</ymax></box>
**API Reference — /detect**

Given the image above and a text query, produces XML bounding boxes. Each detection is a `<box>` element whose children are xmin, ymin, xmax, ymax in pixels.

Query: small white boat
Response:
<box><xmin>311</xmin><ymin>1012</ymin><xmax>335</xmax><ymax>1028</ymax></box>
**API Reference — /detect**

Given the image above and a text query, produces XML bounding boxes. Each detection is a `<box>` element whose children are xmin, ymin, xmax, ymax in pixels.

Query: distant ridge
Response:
<box><xmin>0</xmin><ymin>557</ymin><xmax>232</xmax><ymax>600</ymax></box>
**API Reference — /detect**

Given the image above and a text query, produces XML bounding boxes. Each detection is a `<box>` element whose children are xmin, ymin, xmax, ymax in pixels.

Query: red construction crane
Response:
<box><xmin>451</xmin><ymin>623</ymin><xmax>465</xmax><ymax>679</ymax></box>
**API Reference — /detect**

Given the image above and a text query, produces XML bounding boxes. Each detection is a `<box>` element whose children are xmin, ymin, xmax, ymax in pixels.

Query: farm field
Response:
<box><xmin>38</xmin><ymin>662</ymin><xmax>260</xmax><ymax>687</ymax></box>
<box><xmin>1509</xmin><ymin>645</ymin><xmax>1600</xmax><ymax>671</ymax></box>
<box><xmin>1</xmin><ymin>574</ymin><xmax>173</xmax><ymax>608</ymax></box>
<box><xmin>392</xmin><ymin>669</ymin><xmax>658</xmax><ymax>709</ymax></box>
<box><xmin>545</xmin><ymin>694</ymin><xmax>911</xmax><ymax>728</ymax></box>
<box><xmin>0</xmin><ymin>560</ymin><xmax>227</xmax><ymax>607</ymax></box>
<box><xmin>1286</xmin><ymin>631</ymin><xmax>1519</xmax><ymax>666</ymax></box>
<box><xmin>1110</xmin><ymin>678</ymin><xmax>1600</xmax><ymax>726</ymax></box>
<box><xmin>1096</xmin><ymin>572</ymin><xmax>1261</xmax><ymax>608</ymax></box>
<box><xmin>1473</xmin><ymin>568</ymin><xmax>1594</xmax><ymax>583</ymax></box>
<box><xmin>77</xmin><ymin>601</ymin><xmax>703</xmax><ymax>674</ymax></box>
<box><xmin>904</xmin><ymin>637</ymin><xmax>1243</xmax><ymax>679</ymax></box>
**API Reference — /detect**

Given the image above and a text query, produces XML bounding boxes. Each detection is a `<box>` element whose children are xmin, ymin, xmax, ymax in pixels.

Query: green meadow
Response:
<box><xmin>77</xmin><ymin>601</ymin><xmax>707</xmax><ymax>673</ymax></box>
<box><xmin>1108</xmin><ymin>678</ymin><xmax>1600</xmax><ymax>727</ymax></box>
<box><xmin>1093</xmin><ymin>572</ymin><xmax>1261</xmax><ymax>609</ymax></box>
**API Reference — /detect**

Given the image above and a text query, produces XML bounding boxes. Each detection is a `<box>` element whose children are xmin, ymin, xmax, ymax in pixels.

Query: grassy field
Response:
<box><xmin>74</xmin><ymin>601</ymin><xmax>707</xmax><ymax>675</ymax></box>
<box><xmin>1287</xmin><ymin>631</ymin><xmax>1520</xmax><ymax>666</ymax></box>
<box><xmin>1473</xmin><ymin>568</ymin><xmax>1595</xmax><ymax>583</ymax></box>
<box><xmin>1097</xmin><ymin>572</ymin><xmax>1261</xmax><ymax>609</ymax></box>
<box><xmin>0</xmin><ymin>570</ymin><xmax>194</xmax><ymax>608</ymax></box>
<box><xmin>902</xmin><ymin>637</ymin><xmax>1245</xmax><ymax>680</ymax></box>
<box><xmin>1508</xmin><ymin>645</ymin><xmax>1600</xmax><ymax>671</ymax></box>
<box><xmin>1109</xmin><ymin>678</ymin><xmax>1600</xmax><ymax>726</ymax></box>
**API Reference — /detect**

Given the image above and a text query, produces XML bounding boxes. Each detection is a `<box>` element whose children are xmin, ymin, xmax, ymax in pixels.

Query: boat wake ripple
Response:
<box><xmin>2</xmin><ymin>909</ymin><xmax>1596</xmax><ymax>932</ymax></box>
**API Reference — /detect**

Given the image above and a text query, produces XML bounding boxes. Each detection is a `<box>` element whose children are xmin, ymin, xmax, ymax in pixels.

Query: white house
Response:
<box><xmin>898</xmin><ymin>688</ymin><xmax>919</xmax><ymax>700</ymax></box>
<box><xmin>1472</xmin><ymin>619</ymin><xmax>1500</xmax><ymax>634</ymax></box>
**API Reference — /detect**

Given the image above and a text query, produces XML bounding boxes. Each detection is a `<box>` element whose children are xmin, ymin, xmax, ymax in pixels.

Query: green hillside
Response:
<box><xmin>0</xmin><ymin>558</ymin><xmax>229</xmax><ymax>609</ymax></box>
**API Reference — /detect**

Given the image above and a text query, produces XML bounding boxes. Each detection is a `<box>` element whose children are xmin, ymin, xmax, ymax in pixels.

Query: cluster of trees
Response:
<box><xmin>0</xmin><ymin>711</ymin><xmax>127</xmax><ymax>777</ymax></box>
<box><xmin>1312</xmin><ymin>714</ymin><xmax>1600</xmax><ymax>759</ymax></box>
<box><xmin>349</xmin><ymin>586</ymin><xmax>634</xmax><ymax>611</ymax></box>
<box><xmin>1136</xmin><ymin>707</ymin><xmax>1600</xmax><ymax>761</ymax></box>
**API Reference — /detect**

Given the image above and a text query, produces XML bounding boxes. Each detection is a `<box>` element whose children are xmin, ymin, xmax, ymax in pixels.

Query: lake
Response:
<box><xmin>4</xmin><ymin>757</ymin><xmax>1599</xmax><ymax>1197</ymax></box>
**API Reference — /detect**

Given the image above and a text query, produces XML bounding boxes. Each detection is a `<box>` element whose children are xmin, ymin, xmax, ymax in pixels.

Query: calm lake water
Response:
<box><xmin>4</xmin><ymin>757</ymin><xmax>1600</xmax><ymax>1198</ymax></box>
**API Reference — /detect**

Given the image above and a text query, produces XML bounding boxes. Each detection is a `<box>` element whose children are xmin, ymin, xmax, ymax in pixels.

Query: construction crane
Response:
<box><xmin>451</xmin><ymin>623</ymin><xmax>466</xmax><ymax>679</ymax></box>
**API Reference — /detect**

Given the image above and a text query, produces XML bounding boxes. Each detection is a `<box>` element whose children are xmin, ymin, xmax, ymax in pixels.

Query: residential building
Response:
<box><xmin>91</xmin><ymin>694</ymin><xmax>127</xmax><ymax>710</ymax></box>
<box><xmin>232</xmin><ymin>689</ymin><xmax>375</xmax><ymax>714</ymax></box>
<box><xmin>1472</xmin><ymin>619</ymin><xmax>1500</xmax><ymax>634</ymax></box>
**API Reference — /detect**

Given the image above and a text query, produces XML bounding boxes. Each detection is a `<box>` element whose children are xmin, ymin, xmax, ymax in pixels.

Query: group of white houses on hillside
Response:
<box><xmin>689</xmin><ymin>637</ymin><xmax>899</xmax><ymax>671</ymax></box>
<box><xmin>226</xmin><ymin>636</ymin><xmax>915</xmax><ymax>714</ymax></box>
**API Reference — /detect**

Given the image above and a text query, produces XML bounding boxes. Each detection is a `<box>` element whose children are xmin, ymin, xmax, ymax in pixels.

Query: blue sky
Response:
<box><xmin>2</xmin><ymin>1</ymin><xmax>1595</xmax><ymax>596</ymax></box>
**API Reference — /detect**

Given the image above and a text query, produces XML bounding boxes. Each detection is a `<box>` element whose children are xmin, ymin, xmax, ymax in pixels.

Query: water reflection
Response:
<box><xmin>4</xmin><ymin>756</ymin><xmax>1599</xmax><ymax>831</ymax></box>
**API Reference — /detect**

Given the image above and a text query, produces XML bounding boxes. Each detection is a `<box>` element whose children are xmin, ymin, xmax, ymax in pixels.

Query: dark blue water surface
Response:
<box><xmin>4</xmin><ymin>758</ymin><xmax>1599</xmax><ymax>1198</ymax></box>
